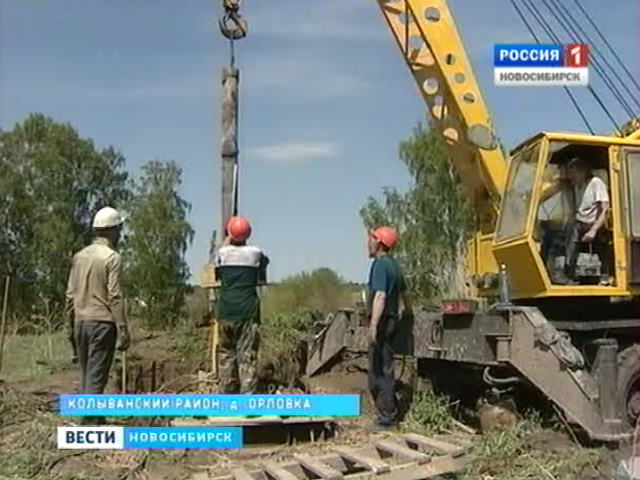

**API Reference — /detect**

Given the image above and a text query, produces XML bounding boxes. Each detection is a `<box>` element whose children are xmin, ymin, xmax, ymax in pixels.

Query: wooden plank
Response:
<box><xmin>382</xmin><ymin>456</ymin><xmax>465</xmax><ymax>480</ymax></box>
<box><xmin>210</xmin><ymin>440</ymin><xmax>468</xmax><ymax>480</ymax></box>
<box><xmin>401</xmin><ymin>433</ymin><xmax>466</xmax><ymax>457</ymax></box>
<box><xmin>230</xmin><ymin>467</ymin><xmax>254</xmax><ymax>480</ymax></box>
<box><xmin>209</xmin><ymin>452</ymin><xmax>348</xmax><ymax>480</ymax></box>
<box><xmin>263</xmin><ymin>461</ymin><xmax>299</xmax><ymax>480</ymax></box>
<box><xmin>334</xmin><ymin>447</ymin><xmax>391</xmax><ymax>474</ymax></box>
<box><xmin>410</xmin><ymin>455</ymin><xmax>466</xmax><ymax>478</ymax></box>
<box><xmin>191</xmin><ymin>473</ymin><xmax>210</xmax><ymax>480</ymax></box>
<box><xmin>375</xmin><ymin>440</ymin><xmax>431</xmax><ymax>464</ymax></box>
<box><xmin>344</xmin><ymin>456</ymin><xmax>465</xmax><ymax>480</ymax></box>
<box><xmin>293</xmin><ymin>453</ymin><xmax>343</xmax><ymax>480</ymax></box>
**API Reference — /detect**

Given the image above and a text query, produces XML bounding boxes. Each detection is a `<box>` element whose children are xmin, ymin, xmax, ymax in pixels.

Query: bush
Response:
<box><xmin>257</xmin><ymin>268</ymin><xmax>359</xmax><ymax>370</ymax></box>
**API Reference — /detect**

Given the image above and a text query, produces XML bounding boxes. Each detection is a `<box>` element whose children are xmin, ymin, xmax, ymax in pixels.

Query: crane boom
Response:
<box><xmin>375</xmin><ymin>0</ymin><xmax>508</xmax><ymax>235</ymax></box>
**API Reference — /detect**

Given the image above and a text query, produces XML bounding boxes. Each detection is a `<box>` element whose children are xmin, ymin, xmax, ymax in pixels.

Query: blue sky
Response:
<box><xmin>1</xmin><ymin>0</ymin><xmax>637</xmax><ymax>282</ymax></box>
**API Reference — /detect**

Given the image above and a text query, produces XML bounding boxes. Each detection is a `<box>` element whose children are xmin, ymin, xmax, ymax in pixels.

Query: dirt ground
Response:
<box><xmin>0</xmin><ymin>330</ymin><xmax>634</xmax><ymax>480</ymax></box>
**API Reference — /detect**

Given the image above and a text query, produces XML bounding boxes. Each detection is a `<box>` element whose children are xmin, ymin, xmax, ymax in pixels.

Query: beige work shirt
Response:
<box><xmin>65</xmin><ymin>237</ymin><xmax>127</xmax><ymax>327</ymax></box>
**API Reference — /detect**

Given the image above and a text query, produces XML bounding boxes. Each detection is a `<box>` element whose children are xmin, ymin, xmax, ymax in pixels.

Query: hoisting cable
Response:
<box><xmin>570</xmin><ymin>0</ymin><xmax>640</xmax><ymax>95</ymax></box>
<box><xmin>507</xmin><ymin>0</ymin><xmax>594</xmax><ymax>134</ymax></box>
<box><xmin>542</xmin><ymin>0</ymin><xmax>639</xmax><ymax>118</ymax></box>
<box><xmin>549</xmin><ymin>0</ymin><xmax>640</xmax><ymax>111</ymax></box>
<box><xmin>519</xmin><ymin>0</ymin><xmax>621</xmax><ymax>133</ymax></box>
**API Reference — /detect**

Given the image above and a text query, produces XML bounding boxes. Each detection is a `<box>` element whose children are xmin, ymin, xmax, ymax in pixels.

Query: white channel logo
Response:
<box><xmin>494</xmin><ymin>67</ymin><xmax>589</xmax><ymax>87</ymax></box>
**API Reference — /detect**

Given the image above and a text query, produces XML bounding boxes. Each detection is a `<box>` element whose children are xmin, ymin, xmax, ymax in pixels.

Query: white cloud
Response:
<box><xmin>247</xmin><ymin>141</ymin><xmax>339</xmax><ymax>163</ymax></box>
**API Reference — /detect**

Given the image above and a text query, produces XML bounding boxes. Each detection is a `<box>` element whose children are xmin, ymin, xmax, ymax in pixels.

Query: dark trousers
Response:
<box><xmin>368</xmin><ymin>318</ymin><xmax>397</xmax><ymax>426</ymax></box>
<box><xmin>565</xmin><ymin>220</ymin><xmax>610</xmax><ymax>281</ymax></box>
<box><xmin>540</xmin><ymin>221</ymin><xmax>570</xmax><ymax>283</ymax></box>
<box><xmin>74</xmin><ymin>320</ymin><xmax>117</xmax><ymax>424</ymax></box>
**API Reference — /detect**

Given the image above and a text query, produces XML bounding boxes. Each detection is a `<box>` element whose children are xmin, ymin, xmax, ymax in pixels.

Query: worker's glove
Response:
<box><xmin>117</xmin><ymin>325</ymin><xmax>131</xmax><ymax>351</ymax></box>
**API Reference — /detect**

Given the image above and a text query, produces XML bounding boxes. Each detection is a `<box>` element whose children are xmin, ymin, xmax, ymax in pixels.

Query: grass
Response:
<box><xmin>258</xmin><ymin>313</ymin><xmax>312</xmax><ymax>364</ymax></box>
<box><xmin>1</xmin><ymin>331</ymin><xmax>71</xmax><ymax>383</ymax></box>
<box><xmin>0</xmin><ymin>327</ymin><xmax>624</xmax><ymax>480</ymax></box>
<box><xmin>401</xmin><ymin>389</ymin><xmax>456</xmax><ymax>435</ymax></box>
<box><xmin>461</xmin><ymin>421</ymin><xmax>601</xmax><ymax>480</ymax></box>
<box><xmin>0</xmin><ymin>288</ymin><xmax>626</xmax><ymax>480</ymax></box>
<box><xmin>400</xmin><ymin>391</ymin><xmax>611</xmax><ymax>480</ymax></box>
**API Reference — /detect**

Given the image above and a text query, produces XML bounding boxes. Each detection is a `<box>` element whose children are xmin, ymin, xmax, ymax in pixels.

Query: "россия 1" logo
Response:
<box><xmin>493</xmin><ymin>44</ymin><xmax>589</xmax><ymax>87</ymax></box>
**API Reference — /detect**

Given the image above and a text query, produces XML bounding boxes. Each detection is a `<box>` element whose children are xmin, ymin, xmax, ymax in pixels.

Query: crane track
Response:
<box><xmin>207</xmin><ymin>432</ymin><xmax>473</xmax><ymax>480</ymax></box>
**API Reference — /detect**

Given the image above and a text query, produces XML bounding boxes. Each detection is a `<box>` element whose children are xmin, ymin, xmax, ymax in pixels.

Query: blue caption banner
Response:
<box><xmin>58</xmin><ymin>394</ymin><xmax>361</xmax><ymax>417</ymax></box>
<box><xmin>493</xmin><ymin>44</ymin><xmax>563</xmax><ymax>67</ymax></box>
<box><xmin>57</xmin><ymin>426</ymin><xmax>242</xmax><ymax>450</ymax></box>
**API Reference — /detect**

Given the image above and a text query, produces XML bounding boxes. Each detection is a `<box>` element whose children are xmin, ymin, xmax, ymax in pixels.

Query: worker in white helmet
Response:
<box><xmin>65</xmin><ymin>206</ymin><xmax>131</xmax><ymax>425</ymax></box>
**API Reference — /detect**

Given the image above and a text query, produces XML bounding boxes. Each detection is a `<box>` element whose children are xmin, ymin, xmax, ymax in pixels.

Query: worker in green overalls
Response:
<box><xmin>214</xmin><ymin>216</ymin><xmax>268</xmax><ymax>394</ymax></box>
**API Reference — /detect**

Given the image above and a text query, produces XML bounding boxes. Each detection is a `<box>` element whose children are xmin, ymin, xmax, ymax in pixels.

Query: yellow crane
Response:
<box><xmin>371</xmin><ymin>0</ymin><xmax>640</xmax><ymax>441</ymax></box>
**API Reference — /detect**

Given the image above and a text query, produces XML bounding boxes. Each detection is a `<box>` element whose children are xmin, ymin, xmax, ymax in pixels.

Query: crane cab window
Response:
<box><xmin>496</xmin><ymin>142</ymin><xmax>541</xmax><ymax>241</ymax></box>
<box><xmin>535</xmin><ymin>142</ymin><xmax>613</xmax><ymax>286</ymax></box>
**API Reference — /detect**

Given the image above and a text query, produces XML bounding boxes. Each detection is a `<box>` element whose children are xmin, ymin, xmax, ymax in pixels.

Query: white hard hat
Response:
<box><xmin>92</xmin><ymin>206</ymin><xmax>125</xmax><ymax>229</ymax></box>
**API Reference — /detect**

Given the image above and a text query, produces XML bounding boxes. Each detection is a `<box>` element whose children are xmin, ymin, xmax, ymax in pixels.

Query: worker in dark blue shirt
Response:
<box><xmin>366</xmin><ymin>226</ymin><xmax>412</xmax><ymax>430</ymax></box>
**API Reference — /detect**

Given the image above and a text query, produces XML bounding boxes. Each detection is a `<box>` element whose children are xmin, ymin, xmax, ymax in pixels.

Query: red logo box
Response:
<box><xmin>564</xmin><ymin>44</ymin><xmax>589</xmax><ymax>67</ymax></box>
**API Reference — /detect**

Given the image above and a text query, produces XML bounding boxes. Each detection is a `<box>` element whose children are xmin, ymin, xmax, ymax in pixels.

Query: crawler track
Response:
<box><xmin>209</xmin><ymin>432</ymin><xmax>472</xmax><ymax>480</ymax></box>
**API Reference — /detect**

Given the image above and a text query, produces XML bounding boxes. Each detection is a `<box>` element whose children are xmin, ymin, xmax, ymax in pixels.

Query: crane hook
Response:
<box><xmin>219</xmin><ymin>0</ymin><xmax>247</xmax><ymax>41</ymax></box>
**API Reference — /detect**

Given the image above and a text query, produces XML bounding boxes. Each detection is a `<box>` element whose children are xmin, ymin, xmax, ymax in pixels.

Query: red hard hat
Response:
<box><xmin>226</xmin><ymin>216</ymin><xmax>252</xmax><ymax>242</ymax></box>
<box><xmin>371</xmin><ymin>226</ymin><xmax>398</xmax><ymax>249</ymax></box>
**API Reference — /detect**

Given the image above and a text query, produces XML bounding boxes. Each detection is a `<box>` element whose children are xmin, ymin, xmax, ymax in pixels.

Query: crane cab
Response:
<box><xmin>492</xmin><ymin>131</ymin><xmax>640</xmax><ymax>300</ymax></box>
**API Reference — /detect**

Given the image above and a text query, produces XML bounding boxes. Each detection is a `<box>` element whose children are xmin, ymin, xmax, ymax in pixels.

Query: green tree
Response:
<box><xmin>0</xmin><ymin>114</ymin><xmax>129</xmax><ymax>324</ymax></box>
<box><xmin>360</xmin><ymin>122</ymin><xmax>473</xmax><ymax>304</ymax></box>
<box><xmin>123</xmin><ymin>160</ymin><xmax>194</xmax><ymax>329</ymax></box>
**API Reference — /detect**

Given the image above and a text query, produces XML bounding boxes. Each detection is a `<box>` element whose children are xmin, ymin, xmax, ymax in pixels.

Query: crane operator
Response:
<box><xmin>563</xmin><ymin>157</ymin><xmax>611</xmax><ymax>285</ymax></box>
<box><xmin>539</xmin><ymin>157</ymin><xmax>610</xmax><ymax>285</ymax></box>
